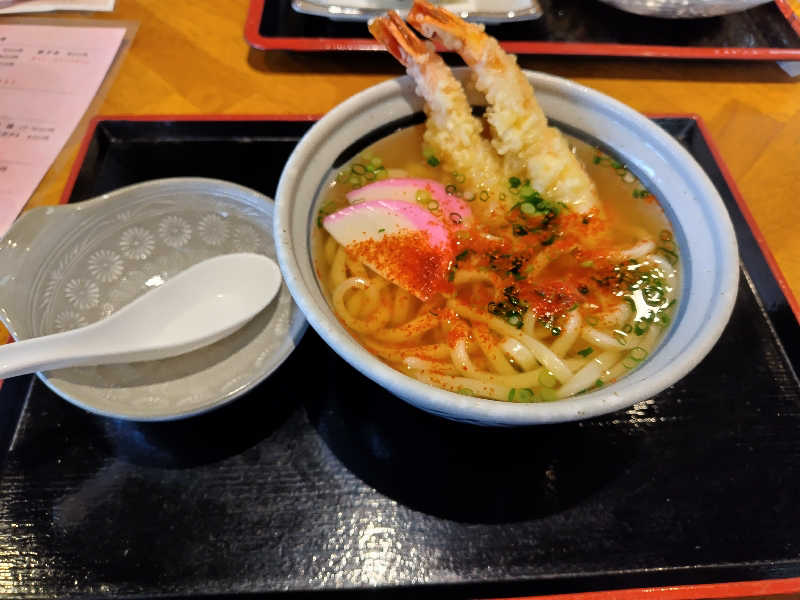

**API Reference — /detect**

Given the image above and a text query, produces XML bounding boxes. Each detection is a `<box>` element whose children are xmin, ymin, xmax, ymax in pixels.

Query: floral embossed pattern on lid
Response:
<box><xmin>0</xmin><ymin>177</ymin><xmax>307</xmax><ymax>421</ymax></box>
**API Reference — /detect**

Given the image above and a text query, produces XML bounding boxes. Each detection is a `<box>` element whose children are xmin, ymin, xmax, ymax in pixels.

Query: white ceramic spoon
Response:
<box><xmin>0</xmin><ymin>253</ymin><xmax>282</xmax><ymax>379</ymax></box>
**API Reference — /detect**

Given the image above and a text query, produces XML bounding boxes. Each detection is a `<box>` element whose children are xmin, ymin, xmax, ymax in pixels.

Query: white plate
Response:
<box><xmin>291</xmin><ymin>0</ymin><xmax>542</xmax><ymax>23</ymax></box>
<box><xmin>0</xmin><ymin>177</ymin><xmax>307</xmax><ymax>421</ymax></box>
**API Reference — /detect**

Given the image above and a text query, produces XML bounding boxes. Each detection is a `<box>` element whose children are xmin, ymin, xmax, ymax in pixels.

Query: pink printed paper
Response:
<box><xmin>0</xmin><ymin>24</ymin><xmax>125</xmax><ymax>237</ymax></box>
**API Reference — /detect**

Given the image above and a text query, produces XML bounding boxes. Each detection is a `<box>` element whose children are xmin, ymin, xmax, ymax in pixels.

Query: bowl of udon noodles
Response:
<box><xmin>274</xmin><ymin>3</ymin><xmax>738</xmax><ymax>426</ymax></box>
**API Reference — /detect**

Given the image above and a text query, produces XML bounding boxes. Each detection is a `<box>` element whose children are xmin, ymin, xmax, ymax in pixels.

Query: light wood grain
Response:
<box><xmin>6</xmin><ymin>0</ymin><xmax>800</xmax><ymax>307</ymax></box>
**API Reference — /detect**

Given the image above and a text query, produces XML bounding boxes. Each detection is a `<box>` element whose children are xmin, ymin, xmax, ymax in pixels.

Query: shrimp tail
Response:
<box><xmin>407</xmin><ymin>0</ymin><xmax>495</xmax><ymax>66</ymax></box>
<box><xmin>368</xmin><ymin>11</ymin><xmax>428</xmax><ymax>67</ymax></box>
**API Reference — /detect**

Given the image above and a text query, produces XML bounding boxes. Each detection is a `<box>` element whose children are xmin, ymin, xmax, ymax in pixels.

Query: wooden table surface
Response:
<box><xmin>2</xmin><ymin>3</ymin><xmax>800</xmax><ymax>598</ymax></box>
<box><xmin>11</xmin><ymin>0</ymin><xmax>800</xmax><ymax>313</ymax></box>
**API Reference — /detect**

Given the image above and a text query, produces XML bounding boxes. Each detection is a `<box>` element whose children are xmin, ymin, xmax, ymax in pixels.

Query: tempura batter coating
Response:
<box><xmin>407</xmin><ymin>0</ymin><xmax>599</xmax><ymax>215</ymax></box>
<box><xmin>369</xmin><ymin>12</ymin><xmax>506</xmax><ymax>221</ymax></box>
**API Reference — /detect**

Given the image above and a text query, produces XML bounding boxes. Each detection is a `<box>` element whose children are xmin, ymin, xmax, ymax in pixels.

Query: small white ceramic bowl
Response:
<box><xmin>0</xmin><ymin>178</ymin><xmax>306</xmax><ymax>421</ymax></box>
<box><xmin>274</xmin><ymin>70</ymin><xmax>739</xmax><ymax>426</ymax></box>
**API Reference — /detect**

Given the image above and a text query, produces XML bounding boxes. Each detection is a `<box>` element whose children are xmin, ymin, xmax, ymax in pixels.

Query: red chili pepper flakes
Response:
<box><xmin>346</xmin><ymin>230</ymin><xmax>454</xmax><ymax>301</ymax></box>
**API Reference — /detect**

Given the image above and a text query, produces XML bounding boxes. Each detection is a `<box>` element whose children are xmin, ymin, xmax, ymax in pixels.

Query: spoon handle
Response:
<box><xmin>0</xmin><ymin>326</ymin><xmax>108</xmax><ymax>379</ymax></box>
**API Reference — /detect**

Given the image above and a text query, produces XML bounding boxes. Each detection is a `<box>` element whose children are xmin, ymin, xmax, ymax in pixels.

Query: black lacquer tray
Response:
<box><xmin>0</xmin><ymin>115</ymin><xmax>799</xmax><ymax>599</ymax></box>
<box><xmin>245</xmin><ymin>0</ymin><xmax>800</xmax><ymax>60</ymax></box>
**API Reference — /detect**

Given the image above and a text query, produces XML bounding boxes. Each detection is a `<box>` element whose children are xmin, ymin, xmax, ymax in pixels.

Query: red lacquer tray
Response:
<box><xmin>0</xmin><ymin>114</ymin><xmax>799</xmax><ymax>599</ymax></box>
<box><xmin>246</xmin><ymin>0</ymin><xmax>800</xmax><ymax>60</ymax></box>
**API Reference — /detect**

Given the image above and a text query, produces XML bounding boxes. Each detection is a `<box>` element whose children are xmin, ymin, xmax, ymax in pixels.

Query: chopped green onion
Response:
<box><xmin>580</xmin><ymin>260</ymin><xmax>594</xmax><ymax>268</ymax></box>
<box><xmin>416</xmin><ymin>189</ymin><xmax>432</xmax><ymax>204</ymax></box>
<box><xmin>538</xmin><ymin>371</ymin><xmax>558</xmax><ymax>389</ymax></box>
<box><xmin>539</xmin><ymin>388</ymin><xmax>558</xmax><ymax>402</ymax></box>
<box><xmin>423</xmin><ymin>146</ymin><xmax>440</xmax><ymax>167</ymax></box>
<box><xmin>661</xmin><ymin>239</ymin><xmax>676</xmax><ymax>252</ymax></box>
<box><xmin>479</xmin><ymin>190</ymin><xmax>490</xmax><ymax>202</ymax></box>
<box><xmin>623</xmin><ymin>298</ymin><xmax>636</xmax><ymax>314</ymax></box>
<box><xmin>452</xmin><ymin>172</ymin><xmax>465</xmax><ymax>184</ymax></box>
<box><xmin>518</xmin><ymin>388</ymin><xmax>536</xmax><ymax>402</ymax></box>
<box><xmin>351</xmin><ymin>163</ymin><xmax>367</xmax><ymax>175</ymax></box>
<box><xmin>509</xmin><ymin>387</ymin><xmax>535</xmax><ymax>403</ymax></box>
<box><xmin>457</xmin><ymin>387</ymin><xmax>474</xmax><ymax>396</ymax></box>
<box><xmin>377</xmin><ymin>228</ymin><xmax>385</xmax><ymax>233</ymax></box>
<box><xmin>629</xmin><ymin>346</ymin><xmax>648</xmax><ymax>361</ymax></box>
<box><xmin>512</xmin><ymin>224</ymin><xmax>528</xmax><ymax>237</ymax></box>
<box><xmin>519</xmin><ymin>184</ymin><xmax>535</xmax><ymax>199</ymax></box>
<box><xmin>507</xmin><ymin>315</ymin><xmax>522</xmax><ymax>328</ymax></box>
<box><xmin>550</xmin><ymin>326</ymin><xmax>561</xmax><ymax>337</ymax></box>
<box><xmin>370</xmin><ymin>157</ymin><xmax>383</xmax><ymax>168</ymax></box>
<box><xmin>520</xmin><ymin>202</ymin><xmax>537</xmax><ymax>215</ymax></box>
<box><xmin>427</xmin><ymin>200</ymin><xmax>440</xmax><ymax>211</ymax></box>
<box><xmin>509</xmin><ymin>177</ymin><xmax>521</xmax><ymax>188</ymax></box>
<box><xmin>659</xmin><ymin>247</ymin><xmax>679</xmax><ymax>265</ymax></box>
<box><xmin>577</xmin><ymin>347</ymin><xmax>594</xmax><ymax>357</ymax></box>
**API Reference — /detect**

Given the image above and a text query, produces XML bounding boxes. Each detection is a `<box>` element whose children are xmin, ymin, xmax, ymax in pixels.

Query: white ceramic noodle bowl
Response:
<box><xmin>274</xmin><ymin>69</ymin><xmax>739</xmax><ymax>426</ymax></box>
